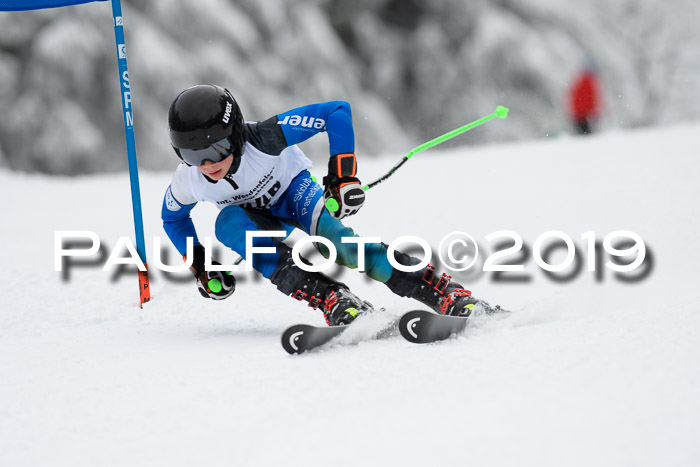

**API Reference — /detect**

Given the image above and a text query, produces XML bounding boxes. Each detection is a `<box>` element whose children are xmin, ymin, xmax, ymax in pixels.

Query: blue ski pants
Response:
<box><xmin>214</xmin><ymin>170</ymin><xmax>395</xmax><ymax>283</ymax></box>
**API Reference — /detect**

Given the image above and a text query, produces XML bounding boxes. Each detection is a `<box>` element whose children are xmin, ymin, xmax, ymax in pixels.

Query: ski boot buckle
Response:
<box><xmin>292</xmin><ymin>289</ymin><xmax>307</xmax><ymax>301</ymax></box>
<box><xmin>434</xmin><ymin>273</ymin><xmax>452</xmax><ymax>294</ymax></box>
<box><xmin>308</xmin><ymin>296</ymin><xmax>322</xmax><ymax>309</ymax></box>
<box><xmin>421</xmin><ymin>265</ymin><xmax>436</xmax><ymax>284</ymax></box>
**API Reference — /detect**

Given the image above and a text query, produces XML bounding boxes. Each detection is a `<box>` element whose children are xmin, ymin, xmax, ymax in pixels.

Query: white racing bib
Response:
<box><xmin>169</xmin><ymin>143</ymin><xmax>313</xmax><ymax>209</ymax></box>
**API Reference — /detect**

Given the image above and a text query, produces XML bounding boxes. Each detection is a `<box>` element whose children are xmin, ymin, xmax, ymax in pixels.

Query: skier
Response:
<box><xmin>162</xmin><ymin>84</ymin><xmax>488</xmax><ymax>325</ymax></box>
<box><xmin>568</xmin><ymin>64</ymin><xmax>601</xmax><ymax>135</ymax></box>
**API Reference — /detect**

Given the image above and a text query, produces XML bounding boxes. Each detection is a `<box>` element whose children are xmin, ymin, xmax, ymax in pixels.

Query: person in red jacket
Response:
<box><xmin>569</xmin><ymin>65</ymin><xmax>601</xmax><ymax>135</ymax></box>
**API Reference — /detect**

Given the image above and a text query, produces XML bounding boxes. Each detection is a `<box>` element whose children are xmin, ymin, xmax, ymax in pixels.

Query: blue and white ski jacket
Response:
<box><xmin>161</xmin><ymin>101</ymin><xmax>355</xmax><ymax>256</ymax></box>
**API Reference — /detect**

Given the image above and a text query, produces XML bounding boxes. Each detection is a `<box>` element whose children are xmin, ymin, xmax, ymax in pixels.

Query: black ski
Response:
<box><xmin>281</xmin><ymin>324</ymin><xmax>348</xmax><ymax>355</ymax></box>
<box><xmin>398</xmin><ymin>309</ymin><xmax>469</xmax><ymax>344</ymax></box>
<box><xmin>282</xmin><ymin>306</ymin><xmax>507</xmax><ymax>352</ymax></box>
<box><xmin>281</xmin><ymin>311</ymin><xmax>400</xmax><ymax>355</ymax></box>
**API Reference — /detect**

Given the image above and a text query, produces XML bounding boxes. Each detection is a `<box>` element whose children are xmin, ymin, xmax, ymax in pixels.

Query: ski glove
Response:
<box><xmin>186</xmin><ymin>244</ymin><xmax>236</xmax><ymax>300</ymax></box>
<box><xmin>322</xmin><ymin>153</ymin><xmax>366</xmax><ymax>219</ymax></box>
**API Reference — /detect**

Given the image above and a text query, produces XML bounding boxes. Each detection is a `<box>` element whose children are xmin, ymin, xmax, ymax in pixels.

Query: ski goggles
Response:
<box><xmin>175</xmin><ymin>135</ymin><xmax>235</xmax><ymax>167</ymax></box>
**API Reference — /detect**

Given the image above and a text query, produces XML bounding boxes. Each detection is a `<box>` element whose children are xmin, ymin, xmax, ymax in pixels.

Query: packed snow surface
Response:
<box><xmin>1</xmin><ymin>125</ymin><xmax>699</xmax><ymax>466</ymax></box>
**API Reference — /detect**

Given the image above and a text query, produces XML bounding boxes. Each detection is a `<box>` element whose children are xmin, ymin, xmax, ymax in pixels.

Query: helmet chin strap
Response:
<box><xmin>228</xmin><ymin>153</ymin><xmax>243</xmax><ymax>175</ymax></box>
<box><xmin>202</xmin><ymin>173</ymin><xmax>218</xmax><ymax>184</ymax></box>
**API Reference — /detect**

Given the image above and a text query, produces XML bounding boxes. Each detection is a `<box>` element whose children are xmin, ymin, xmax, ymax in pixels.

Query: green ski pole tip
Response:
<box><xmin>209</xmin><ymin>278</ymin><xmax>222</xmax><ymax>293</ymax></box>
<box><xmin>325</xmin><ymin>198</ymin><xmax>339</xmax><ymax>212</ymax></box>
<box><xmin>494</xmin><ymin>106</ymin><xmax>509</xmax><ymax>119</ymax></box>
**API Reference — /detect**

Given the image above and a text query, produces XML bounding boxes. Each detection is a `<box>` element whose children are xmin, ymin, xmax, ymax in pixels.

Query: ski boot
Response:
<box><xmin>291</xmin><ymin>272</ymin><xmax>373</xmax><ymax>326</ymax></box>
<box><xmin>408</xmin><ymin>265</ymin><xmax>497</xmax><ymax>317</ymax></box>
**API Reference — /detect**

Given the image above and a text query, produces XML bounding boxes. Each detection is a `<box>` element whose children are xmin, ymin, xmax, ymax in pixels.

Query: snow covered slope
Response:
<box><xmin>1</xmin><ymin>125</ymin><xmax>699</xmax><ymax>466</ymax></box>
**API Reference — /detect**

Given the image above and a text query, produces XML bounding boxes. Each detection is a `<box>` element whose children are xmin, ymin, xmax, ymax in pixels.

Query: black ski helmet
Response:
<box><xmin>168</xmin><ymin>84</ymin><xmax>245</xmax><ymax>166</ymax></box>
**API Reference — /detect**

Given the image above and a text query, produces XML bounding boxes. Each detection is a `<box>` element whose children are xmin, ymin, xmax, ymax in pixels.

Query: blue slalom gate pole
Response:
<box><xmin>110</xmin><ymin>0</ymin><xmax>150</xmax><ymax>306</ymax></box>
